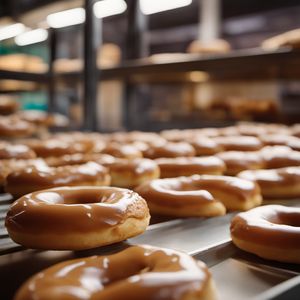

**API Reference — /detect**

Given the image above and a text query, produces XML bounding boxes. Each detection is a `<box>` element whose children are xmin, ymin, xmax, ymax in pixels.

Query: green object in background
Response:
<box><xmin>18</xmin><ymin>91</ymin><xmax>48</xmax><ymax>111</ymax></box>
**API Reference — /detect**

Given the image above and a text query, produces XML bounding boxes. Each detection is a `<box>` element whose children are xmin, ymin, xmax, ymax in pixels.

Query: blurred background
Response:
<box><xmin>0</xmin><ymin>0</ymin><xmax>300</xmax><ymax>131</ymax></box>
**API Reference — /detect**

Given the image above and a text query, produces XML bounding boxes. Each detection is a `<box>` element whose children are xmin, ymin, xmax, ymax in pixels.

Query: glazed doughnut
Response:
<box><xmin>5</xmin><ymin>186</ymin><xmax>150</xmax><ymax>250</ymax></box>
<box><xmin>155</xmin><ymin>156</ymin><xmax>226</xmax><ymax>178</ymax></box>
<box><xmin>0</xmin><ymin>158</ymin><xmax>47</xmax><ymax>184</ymax></box>
<box><xmin>217</xmin><ymin>151</ymin><xmax>265</xmax><ymax>176</ymax></box>
<box><xmin>0</xmin><ymin>143</ymin><xmax>36</xmax><ymax>160</ymax></box>
<box><xmin>259</xmin><ymin>146</ymin><xmax>300</xmax><ymax>169</ymax></box>
<box><xmin>23</xmin><ymin>138</ymin><xmax>90</xmax><ymax>157</ymax></box>
<box><xmin>45</xmin><ymin>153</ymin><xmax>115</xmax><ymax>167</ymax></box>
<box><xmin>213</xmin><ymin>136</ymin><xmax>263</xmax><ymax>151</ymax></box>
<box><xmin>18</xmin><ymin>110</ymin><xmax>69</xmax><ymax>128</ymax></box>
<box><xmin>102</xmin><ymin>142</ymin><xmax>143</xmax><ymax>159</ymax></box>
<box><xmin>291</xmin><ymin>124</ymin><xmax>300</xmax><ymax>138</ymax></box>
<box><xmin>0</xmin><ymin>116</ymin><xmax>35</xmax><ymax>138</ymax></box>
<box><xmin>143</xmin><ymin>142</ymin><xmax>196</xmax><ymax>159</ymax></box>
<box><xmin>258</xmin><ymin>134</ymin><xmax>300</xmax><ymax>151</ymax></box>
<box><xmin>231</xmin><ymin>205</ymin><xmax>300</xmax><ymax>263</ymax></box>
<box><xmin>238</xmin><ymin>166</ymin><xmax>300</xmax><ymax>199</ymax></box>
<box><xmin>103</xmin><ymin>158</ymin><xmax>160</xmax><ymax>189</ymax></box>
<box><xmin>188</xmin><ymin>137</ymin><xmax>223</xmax><ymax>156</ymax></box>
<box><xmin>5</xmin><ymin>161</ymin><xmax>111</xmax><ymax>198</ymax></box>
<box><xmin>0</xmin><ymin>96</ymin><xmax>19</xmax><ymax>115</ymax></box>
<box><xmin>135</xmin><ymin>175</ymin><xmax>261</xmax><ymax>216</ymax></box>
<box><xmin>14</xmin><ymin>245</ymin><xmax>216</xmax><ymax>300</ymax></box>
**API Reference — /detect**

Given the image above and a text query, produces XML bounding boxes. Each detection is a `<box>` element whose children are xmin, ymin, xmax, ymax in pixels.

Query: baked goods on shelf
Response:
<box><xmin>187</xmin><ymin>39</ymin><xmax>231</xmax><ymax>54</ymax></box>
<box><xmin>238</xmin><ymin>166</ymin><xmax>300</xmax><ymax>199</ymax></box>
<box><xmin>14</xmin><ymin>245</ymin><xmax>216</xmax><ymax>300</ymax></box>
<box><xmin>0</xmin><ymin>54</ymin><xmax>48</xmax><ymax>73</ymax></box>
<box><xmin>5</xmin><ymin>186</ymin><xmax>150</xmax><ymax>250</ymax></box>
<box><xmin>262</xmin><ymin>28</ymin><xmax>300</xmax><ymax>50</ymax></box>
<box><xmin>231</xmin><ymin>205</ymin><xmax>300</xmax><ymax>263</ymax></box>
<box><xmin>0</xmin><ymin>96</ymin><xmax>19</xmax><ymax>115</ymax></box>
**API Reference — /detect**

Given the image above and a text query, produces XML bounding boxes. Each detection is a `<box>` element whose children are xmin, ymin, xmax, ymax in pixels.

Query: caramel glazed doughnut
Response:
<box><xmin>135</xmin><ymin>175</ymin><xmax>262</xmax><ymax>217</ymax></box>
<box><xmin>238</xmin><ymin>166</ymin><xmax>300</xmax><ymax>199</ymax></box>
<box><xmin>5</xmin><ymin>186</ymin><xmax>150</xmax><ymax>250</ymax></box>
<box><xmin>103</xmin><ymin>158</ymin><xmax>160</xmax><ymax>189</ymax></box>
<box><xmin>231</xmin><ymin>205</ymin><xmax>300</xmax><ymax>263</ymax></box>
<box><xmin>0</xmin><ymin>143</ymin><xmax>36</xmax><ymax>160</ymax></box>
<box><xmin>155</xmin><ymin>156</ymin><xmax>226</xmax><ymax>178</ymax></box>
<box><xmin>14</xmin><ymin>244</ymin><xmax>216</xmax><ymax>300</ymax></box>
<box><xmin>5</xmin><ymin>161</ymin><xmax>111</xmax><ymax>198</ymax></box>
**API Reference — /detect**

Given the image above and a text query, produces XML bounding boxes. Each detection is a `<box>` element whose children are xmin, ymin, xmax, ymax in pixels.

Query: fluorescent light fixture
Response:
<box><xmin>94</xmin><ymin>0</ymin><xmax>127</xmax><ymax>18</ymax></box>
<box><xmin>47</xmin><ymin>8</ymin><xmax>85</xmax><ymax>28</ymax></box>
<box><xmin>0</xmin><ymin>23</ymin><xmax>26</xmax><ymax>41</ymax></box>
<box><xmin>140</xmin><ymin>0</ymin><xmax>192</xmax><ymax>15</ymax></box>
<box><xmin>15</xmin><ymin>28</ymin><xmax>48</xmax><ymax>46</ymax></box>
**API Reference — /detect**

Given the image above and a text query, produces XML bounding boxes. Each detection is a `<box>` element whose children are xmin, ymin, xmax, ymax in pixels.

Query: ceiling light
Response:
<box><xmin>0</xmin><ymin>23</ymin><xmax>26</xmax><ymax>41</ymax></box>
<box><xmin>140</xmin><ymin>0</ymin><xmax>192</xmax><ymax>15</ymax></box>
<box><xmin>47</xmin><ymin>8</ymin><xmax>85</xmax><ymax>28</ymax></box>
<box><xmin>15</xmin><ymin>28</ymin><xmax>48</xmax><ymax>46</ymax></box>
<box><xmin>94</xmin><ymin>0</ymin><xmax>127</xmax><ymax>18</ymax></box>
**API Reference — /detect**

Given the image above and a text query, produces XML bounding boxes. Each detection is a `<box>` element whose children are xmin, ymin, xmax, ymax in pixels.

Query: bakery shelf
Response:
<box><xmin>0</xmin><ymin>70</ymin><xmax>49</xmax><ymax>83</ymax></box>
<box><xmin>55</xmin><ymin>48</ymin><xmax>300</xmax><ymax>82</ymax></box>
<box><xmin>100</xmin><ymin>47</ymin><xmax>300</xmax><ymax>81</ymax></box>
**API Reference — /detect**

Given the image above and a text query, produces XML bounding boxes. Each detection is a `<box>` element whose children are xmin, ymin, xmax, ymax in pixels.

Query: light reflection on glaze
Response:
<box><xmin>238</xmin><ymin>166</ymin><xmax>300</xmax><ymax>186</ymax></box>
<box><xmin>5</xmin><ymin>186</ymin><xmax>148</xmax><ymax>234</ymax></box>
<box><xmin>155</xmin><ymin>156</ymin><xmax>225</xmax><ymax>177</ymax></box>
<box><xmin>0</xmin><ymin>144</ymin><xmax>36</xmax><ymax>160</ymax></box>
<box><xmin>143</xmin><ymin>142</ymin><xmax>196</xmax><ymax>159</ymax></box>
<box><xmin>14</xmin><ymin>245</ymin><xmax>210</xmax><ymax>300</ymax></box>
<box><xmin>5</xmin><ymin>162</ymin><xmax>110</xmax><ymax>197</ymax></box>
<box><xmin>231</xmin><ymin>205</ymin><xmax>300</xmax><ymax>248</ymax></box>
<box><xmin>135</xmin><ymin>174</ymin><xmax>259</xmax><ymax>207</ymax></box>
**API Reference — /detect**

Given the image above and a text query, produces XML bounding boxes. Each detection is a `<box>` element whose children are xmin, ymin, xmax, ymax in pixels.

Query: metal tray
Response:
<box><xmin>0</xmin><ymin>193</ymin><xmax>300</xmax><ymax>299</ymax></box>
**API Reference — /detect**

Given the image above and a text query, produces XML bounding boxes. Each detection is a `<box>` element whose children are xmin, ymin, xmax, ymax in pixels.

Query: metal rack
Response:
<box><xmin>1</xmin><ymin>193</ymin><xmax>300</xmax><ymax>299</ymax></box>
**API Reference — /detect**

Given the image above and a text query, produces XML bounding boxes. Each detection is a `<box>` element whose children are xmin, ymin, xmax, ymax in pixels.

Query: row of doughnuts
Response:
<box><xmin>3</xmin><ymin>121</ymin><xmax>300</xmax><ymax>300</ymax></box>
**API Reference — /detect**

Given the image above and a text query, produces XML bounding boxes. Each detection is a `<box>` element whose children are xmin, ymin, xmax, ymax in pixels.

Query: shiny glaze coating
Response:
<box><xmin>101</xmin><ymin>143</ymin><xmax>143</xmax><ymax>159</ymax></box>
<box><xmin>136</xmin><ymin>174</ymin><xmax>259</xmax><ymax>208</ymax></box>
<box><xmin>23</xmin><ymin>139</ymin><xmax>90</xmax><ymax>157</ymax></box>
<box><xmin>143</xmin><ymin>142</ymin><xmax>196</xmax><ymax>159</ymax></box>
<box><xmin>0</xmin><ymin>143</ymin><xmax>36</xmax><ymax>160</ymax></box>
<box><xmin>238</xmin><ymin>166</ymin><xmax>300</xmax><ymax>199</ymax></box>
<box><xmin>231</xmin><ymin>205</ymin><xmax>300</xmax><ymax>249</ymax></box>
<box><xmin>259</xmin><ymin>146</ymin><xmax>300</xmax><ymax>169</ymax></box>
<box><xmin>213</xmin><ymin>136</ymin><xmax>263</xmax><ymax>151</ymax></box>
<box><xmin>230</xmin><ymin>205</ymin><xmax>300</xmax><ymax>264</ymax></box>
<box><xmin>103</xmin><ymin>158</ymin><xmax>160</xmax><ymax>189</ymax></box>
<box><xmin>45</xmin><ymin>153</ymin><xmax>115</xmax><ymax>167</ymax></box>
<box><xmin>155</xmin><ymin>156</ymin><xmax>226</xmax><ymax>178</ymax></box>
<box><xmin>217</xmin><ymin>151</ymin><xmax>264</xmax><ymax>175</ymax></box>
<box><xmin>6</xmin><ymin>186</ymin><xmax>148</xmax><ymax>235</ymax></box>
<box><xmin>239</xmin><ymin>166</ymin><xmax>300</xmax><ymax>187</ymax></box>
<box><xmin>14</xmin><ymin>245</ymin><xmax>212</xmax><ymax>300</ymax></box>
<box><xmin>0</xmin><ymin>116</ymin><xmax>35</xmax><ymax>138</ymax></box>
<box><xmin>5</xmin><ymin>162</ymin><xmax>110</xmax><ymax>197</ymax></box>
